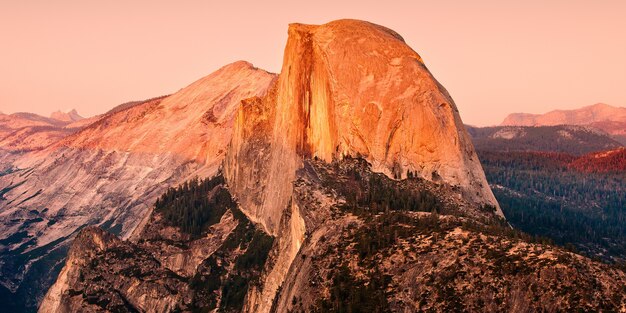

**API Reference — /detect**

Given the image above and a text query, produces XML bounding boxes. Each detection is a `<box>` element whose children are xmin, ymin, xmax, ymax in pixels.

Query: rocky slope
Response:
<box><xmin>273</xmin><ymin>158</ymin><xmax>626</xmax><ymax>312</ymax></box>
<box><xmin>0</xmin><ymin>61</ymin><xmax>275</xmax><ymax>311</ymax></box>
<box><xmin>38</xmin><ymin>174</ymin><xmax>271</xmax><ymax>313</ymax></box>
<box><xmin>40</xmin><ymin>158</ymin><xmax>626</xmax><ymax>313</ymax></box>
<box><xmin>501</xmin><ymin>103</ymin><xmax>626</xmax><ymax>144</ymax></box>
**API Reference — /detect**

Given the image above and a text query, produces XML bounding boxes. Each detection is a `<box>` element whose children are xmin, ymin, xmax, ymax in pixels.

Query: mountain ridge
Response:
<box><xmin>0</xmin><ymin>61</ymin><xmax>276</xmax><ymax>311</ymax></box>
<box><xmin>500</xmin><ymin>103</ymin><xmax>626</xmax><ymax>144</ymax></box>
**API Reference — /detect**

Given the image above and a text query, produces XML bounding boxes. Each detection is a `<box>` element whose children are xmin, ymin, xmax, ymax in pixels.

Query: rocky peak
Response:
<box><xmin>50</xmin><ymin>109</ymin><xmax>83</xmax><ymax>123</ymax></box>
<box><xmin>225</xmin><ymin>19</ymin><xmax>501</xmax><ymax>235</ymax></box>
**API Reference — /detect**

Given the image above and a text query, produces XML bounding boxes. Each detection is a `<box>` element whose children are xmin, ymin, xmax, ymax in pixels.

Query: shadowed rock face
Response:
<box><xmin>226</xmin><ymin>19</ymin><xmax>501</xmax><ymax>237</ymax></box>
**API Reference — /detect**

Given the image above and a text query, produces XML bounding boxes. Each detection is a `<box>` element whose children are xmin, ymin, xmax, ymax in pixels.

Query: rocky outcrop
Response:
<box><xmin>0</xmin><ymin>61</ymin><xmax>275</xmax><ymax>311</ymax></box>
<box><xmin>226</xmin><ymin>20</ymin><xmax>500</xmax><ymax>239</ymax></box>
<box><xmin>223</xmin><ymin>19</ymin><xmax>502</xmax><ymax>313</ymax></box>
<box><xmin>270</xmin><ymin>158</ymin><xmax>626</xmax><ymax>312</ymax></box>
<box><xmin>39</xmin><ymin>176</ymin><xmax>274</xmax><ymax>313</ymax></box>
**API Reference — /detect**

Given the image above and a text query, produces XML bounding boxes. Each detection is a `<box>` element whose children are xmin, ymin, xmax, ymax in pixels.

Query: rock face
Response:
<box><xmin>501</xmin><ymin>103</ymin><xmax>626</xmax><ymax>144</ymax></box>
<box><xmin>0</xmin><ymin>61</ymin><xmax>275</xmax><ymax>311</ymax></box>
<box><xmin>272</xmin><ymin>159</ymin><xmax>626</xmax><ymax>312</ymax></box>
<box><xmin>226</xmin><ymin>19</ymin><xmax>500</xmax><ymax>237</ymax></box>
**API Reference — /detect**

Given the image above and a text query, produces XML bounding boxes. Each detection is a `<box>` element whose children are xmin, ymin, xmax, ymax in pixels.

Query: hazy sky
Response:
<box><xmin>1</xmin><ymin>0</ymin><xmax>625</xmax><ymax>126</ymax></box>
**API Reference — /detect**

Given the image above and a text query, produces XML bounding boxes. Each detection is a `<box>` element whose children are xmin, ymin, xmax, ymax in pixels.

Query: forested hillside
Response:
<box><xmin>467</xmin><ymin>125</ymin><xmax>623</xmax><ymax>155</ymax></box>
<box><xmin>475</xmin><ymin>145</ymin><xmax>626</xmax><ymax>263</ymax></box>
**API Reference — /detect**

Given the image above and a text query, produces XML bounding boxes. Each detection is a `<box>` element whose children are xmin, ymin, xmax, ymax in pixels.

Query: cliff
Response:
<box><xmin>225</xmin><ymin>20</ymin><xmax>500</xmax><ymax>238</ymax></box>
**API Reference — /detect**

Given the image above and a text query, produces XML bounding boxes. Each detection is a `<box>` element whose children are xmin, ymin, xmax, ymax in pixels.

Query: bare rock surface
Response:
<box><xmin>226</xmin><ymin>19</ymin><xmax>500</xmax><ymax>239</ymax></box>
<box><xmin>0</xmin><ymin>61</ymin><xmax>275</xmax><ymax>310</ymax></box>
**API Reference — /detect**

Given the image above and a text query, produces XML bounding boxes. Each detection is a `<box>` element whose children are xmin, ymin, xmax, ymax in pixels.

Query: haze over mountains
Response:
<box><xmin>1</xmin><ymin>19</ymin><xmax>625</xmax><ymax>313</ymax></box>
<box><xmin>0</xmin><ymin>110</ymin><xmax>92</xmax><ymax>157</ymax></box>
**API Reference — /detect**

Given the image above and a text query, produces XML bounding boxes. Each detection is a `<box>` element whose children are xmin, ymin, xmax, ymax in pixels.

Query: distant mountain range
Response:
<box><xmin>500</xmin><ymin>103</ymin><xmax>626</xmax><ymax>144</ymax></box>
<box><xmin>49</xmin><ymin>109</ymin><xmax>83</xmax><ymax>123</ymax></box>
<box><xmin>466</xmin><ymin>125</ymin><xmax>623</xmax><ymax>156</ymax></box>
<box><xmin>0</xmin><ymin>110</ymin><xmax>90</xmax><ymax>154</ymax></box>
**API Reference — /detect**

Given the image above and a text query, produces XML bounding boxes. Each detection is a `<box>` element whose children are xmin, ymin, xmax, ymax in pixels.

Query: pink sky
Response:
<box><xmin>1</xmin><ymin>0</ymin><xmax>625</xmax><ymax>126</ymax></box>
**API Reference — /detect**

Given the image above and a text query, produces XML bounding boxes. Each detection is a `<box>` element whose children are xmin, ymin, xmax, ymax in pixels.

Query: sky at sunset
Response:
<box><xmin>1</xmin><ymin>0</ymin><xmax>625</xmax><ymax>126</ymax></box>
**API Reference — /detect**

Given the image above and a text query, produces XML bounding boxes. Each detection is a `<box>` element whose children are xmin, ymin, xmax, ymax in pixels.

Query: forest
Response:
<box><xmin>478</xmin><ymin>150</ymin><xmax>626</xmax><ymax>262</ymax></box>
<box><xmin>154</xmin><ymin>175</ymin><xmax>235</xmax><ymax>237</ymax></box>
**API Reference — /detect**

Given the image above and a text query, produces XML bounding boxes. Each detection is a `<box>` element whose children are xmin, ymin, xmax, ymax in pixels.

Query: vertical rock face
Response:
<box><xmin>226</xmin><ymin>19</ymin><xmax>500</xmax><ymax>236</ymax></box>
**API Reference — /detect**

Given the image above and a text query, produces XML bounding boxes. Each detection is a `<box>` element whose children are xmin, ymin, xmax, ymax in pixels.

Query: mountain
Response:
<box><xmin>226</xmin><ymin>20</ymin><xmax>500</xmax><ymax>237</ymax></box>
<box><xmin>501</xmin><ymin>103</ymin><xmax>626</xmax><ymax>126</ymax></box>
<box><xmin>0</xmin><ymin>61</ymin><xmax>275</xmax><ymax>311</ymax></box>
<box><xmin>0</xmin><ymin>112</ymin><xmax>65</xmax><ymax>138</ymax></box>
<box><xmin>466</xmin><ymin>125</ymin><xmax>623</xmax><ymax>156</ymax></box>
<box><xmin>500</xmin><ymin>103</ymin><xmax>626</xmax><ymax>144</ymax></box>
<box><xmin>49</xmin><ymin>109</ymin><xmax>84</xmax><ymax>123</ymax></box>
<box><xmin>38</xmin><ymin>20</ymin><xmax>626</xmax><ymax>313</ymax></box>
